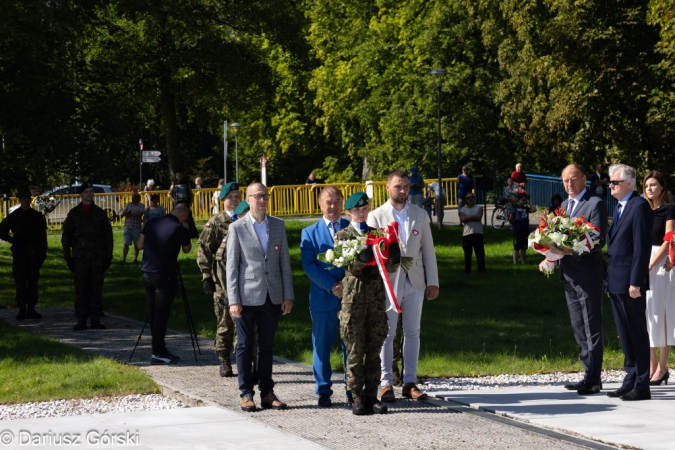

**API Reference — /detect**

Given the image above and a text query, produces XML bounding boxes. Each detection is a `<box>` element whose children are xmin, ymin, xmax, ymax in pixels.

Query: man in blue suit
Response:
<box><xmin>300</xmin><ymin>186</ymin><xmax>350</xmax><ymax>407</ymax></box>
<box><xmin>606</xmin><ymin>164</ymin><xmax>653</xmax><ymax>401</ymax></box>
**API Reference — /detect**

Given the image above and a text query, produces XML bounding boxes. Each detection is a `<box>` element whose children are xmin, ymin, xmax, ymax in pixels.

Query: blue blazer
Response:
<box><xmin>300</xmin><ymin>218</ymin><xmax>350</xmax><ymax>312</ymax></box>
<box><xmin>606</xmin><ymin>192</ymin><xmax>653</xmax><ymax>294</ymax></box>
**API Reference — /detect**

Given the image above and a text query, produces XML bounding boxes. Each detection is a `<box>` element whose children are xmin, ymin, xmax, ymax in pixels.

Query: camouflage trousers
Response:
<box><xmin>339</xmin><ymin>279</ymin><xmax>389</xmax><ymax>397</ymax></box>
<box><xmin>214</xmin><ymin>287</ymin><xmax>235</xmax><ymax>360</ymax></box>
<box><xmin>73</xmin><ymin>258</ymin><xmax>105</xmax><ymax>320</ymax></box>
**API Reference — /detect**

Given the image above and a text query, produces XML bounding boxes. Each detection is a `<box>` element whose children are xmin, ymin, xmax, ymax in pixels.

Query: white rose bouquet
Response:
<box><xmin>317</xmin><ymin>237</ymin><xmax>367</xmax><ymax>268</ymax></box>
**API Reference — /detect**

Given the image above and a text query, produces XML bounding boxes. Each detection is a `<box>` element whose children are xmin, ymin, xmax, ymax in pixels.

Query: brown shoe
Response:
<box><xmin>261</xmin><ymin>392</ymin><xmax>287</xmax><ymax>410</ymax></box>
<box><xmin>352</xmin><ymin>396</ymin><xmax>367</xmax><ymax>415</ymax></box>
<box><xmin>380</xmin><ymin>385</ymin><xmax>396</xmax><ymax>403</ymax></box>
<box><xmin>402</xmin><ymin>382</ymin><xmax>428</xmax><ymax>400</ymax></box>
<box><xmin>240</xmin><ymin>393</ymin><xmax>256</xmax><ymax>412</ymax></box>
<box><xmin>219</xmin><ymin>359</ymin><xmax>233</xmax><ymax>377</ymax></box>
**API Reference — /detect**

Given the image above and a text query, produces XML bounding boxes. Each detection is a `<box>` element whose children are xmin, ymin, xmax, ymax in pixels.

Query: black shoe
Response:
<box><xmin>577</xmin><ymin>385</ymin><xmax>602</xmax><ymax>395</ymax></box>
<box><xmin>564</xmin><ymin>381</ymin><xmax>584</xmax><ymax>391</ymax></box>
<box><xmin>26</xmin><ymin>309</ymin><xmax>42</xmax><ymax>320</ymax></box>
<box><xmin>352</xmin><ymin>396</ymin><xmax>367</xmax><ymax>416</ymax></box>
<box><xmin>318</xmin><ymin>394</ymin><xmax>332</xmax><ymax>408</ymax></box>
<box><xmin>620</xmin><ymin>389</ymin><xmax>651</xmax><ymax>401</ymax></box>
<box><xmin>365</xmin><ymin>396</ymin><xmax>388</xmax><ymax>414</ymax></box>
<box><xmin>650</xmin><ymin>370</ymin><xmax>670</xmax><ymax>386</ymax></box>
<box><xmin>16</xmin><ymin>309</ymin><xmax>27</xmax><ymax>320</ymax></box>
<box><xmin>606</xmin><ymin>385</ymin><xmax>632</xmax><ymax>398</ymax></box>
<box><xmin>73</xmin><ymin>319</ymin><xmax>88</xmax><ymax>331</ymax></box>
<box><xmin>219</xmin><ymin>359</ymin><xmax>233</xmax><ymax>377</ymax></box>
<box><xmin>90</xmin><ymin>320</ymin><xmax>106</xmax><ymax>330</ymax></box>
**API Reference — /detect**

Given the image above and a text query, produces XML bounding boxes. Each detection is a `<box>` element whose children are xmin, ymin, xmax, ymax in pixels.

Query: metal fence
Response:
<box><xmin>1</xmin><ymin>178</ymin><xmax>460</xmax><ymax>231</ymax></box>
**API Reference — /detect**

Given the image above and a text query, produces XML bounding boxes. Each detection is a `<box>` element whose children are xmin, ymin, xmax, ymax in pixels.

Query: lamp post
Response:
<box><xmin>429</xmin><ymin>68</ymin><xmax>447</xmax><ymax>229</ymax></box>
<box><xmin>230</xmin><ymin>123</ymin><xmax>241</xmax><ymax>183</ymax></box>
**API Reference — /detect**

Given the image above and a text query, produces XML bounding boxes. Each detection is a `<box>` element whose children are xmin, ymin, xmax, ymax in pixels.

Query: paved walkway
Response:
<box><xmin>0</xmin><ymin>307</ymin><xmax>613</xmax><ymax>450</ymax></box>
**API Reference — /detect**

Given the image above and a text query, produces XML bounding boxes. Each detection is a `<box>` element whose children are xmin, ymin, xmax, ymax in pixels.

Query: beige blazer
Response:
<box><xmin>367</xmin><ymin>201</ymin><xmax>438</xmax><ymax>290</ymax></box>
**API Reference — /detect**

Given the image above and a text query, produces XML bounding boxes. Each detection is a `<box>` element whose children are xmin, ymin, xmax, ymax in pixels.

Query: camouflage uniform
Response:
<box><xmin>337</xmin><ymin>224</ymin><xmax>398</xmax><ymax>397</ymax></box>
<box><xmin>61</xmin><ymin>203</ymin><xmax>113</xmax><ymax>321</ymax></box>
<box><xmin>197</xmin><ymin>212</ymin><xmax>236</xmax><ymax>360</ymax></box>
<box><xmin>0</xmin><ymin>206</ymin><xmax>47</xmax><ymax>312</ymax></box>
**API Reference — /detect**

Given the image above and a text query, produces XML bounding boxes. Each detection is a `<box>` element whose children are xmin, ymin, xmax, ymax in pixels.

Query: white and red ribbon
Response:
<box><xmin>373</xmin><ymin>243</ymin><xmax>401</xmax><ymax>313</ymax></box>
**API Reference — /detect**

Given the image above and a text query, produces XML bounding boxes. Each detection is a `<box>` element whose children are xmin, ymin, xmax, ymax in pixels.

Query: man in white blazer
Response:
<box><xmin>367</xmin><ymin>170</ymin><xmax>439</xmax><ymax>401</ymax></box>
<box><xmin>226</xmin><ymin>183</ymin><xmax>295</xmax><ymax>412</ymax></box>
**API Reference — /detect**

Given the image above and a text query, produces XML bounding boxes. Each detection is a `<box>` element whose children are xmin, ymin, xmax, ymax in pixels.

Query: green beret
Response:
<box><xmin>234</xmin><ymin>200</ymin><xmax>250</xmax><ymax>216</ymax></box>
<box><xmin>344</xmin><ymin>192</ymin><xmax>369</xmax><ymax>210</ymax></box>
<box><xmin>76</xmin><ymin>181</ymin><xmax>94</xmax><ymax>194</ymax></box>
<box><xmin>17</xmin><ymin>190</ymin><xmax>32</xmax><ymax>199</ymax></box>
<box><xmin>219</xmin><ymin>182</ymin><xmax>240</xmax><ymax>200</ymax></box>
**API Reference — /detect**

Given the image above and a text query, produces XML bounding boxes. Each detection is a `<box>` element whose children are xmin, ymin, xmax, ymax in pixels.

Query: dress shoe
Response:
<box><xmin>380</xmin><ymin>385</ymin><xmax>396</xmax><ymax>403</ymax></box>
<box><xmin>620</xmin><ymin>389</ymin><xmax>651</xmax><ymax>401</ymax></box>
<box><xmin>318</xmin><ymin>394</ymin><xmax>332</xmax><ymax>408</ymax></box>
<box><xmin>564</xmin><ymin>381</ymin><xmax>584</xmax><ymax>391</ymax></box>
<box><xmin>352</xmin><ymin>396</ymin><xmax>367</xmax><ymax>415</ymax></box>
<box><xmin>26</xmin><ymin>309</ymin><xmax>42</xmax><ymax>320</ymax></box>
<box><xmin>365</xmin><ymin>396</ymin><xmax>388</xmax><ymax>414</ymax></box>
<box><xmin>240</xmin><ymin>393</ymin><xmax>256</xmax><ymax>412</ymax></box>
<box><xmin>650</xmin><ymin>370</ymin><xmax>670</xmax><ymax>386</ymax></box>
<box><xmin>577</xmin><ymin>385</ymin><xmax>602</xmax><ymax>395</ymax></box>
<box><xmin>16</xmin><ymin>309</ymin><xmax>27</xmax><ymax>321</ymax></box>
<box><xmin>89</xmin><ymin>320</ymin><xmax>106</xmax><ymax>330</ymax></box>
<box><xmin>402</xmin><ymin>382</ymin><xmax>428</xmax><ymax>400</ymax></box>
<box><xmin>606</xmin><ymin>385</ymin><xmax>632</xmax><ymax>398</ymax></box>
<box><xmin>73</xmin><ymin>319</ymin><xmax>88</xmax><ymax>331</ymax></box>
<box><xmin>219</xmin><ymin>359</ymin><xmax>233</xmax><ymax>377</ymax></box>
<box><xmin>261</xmin><ymin>392</ymin><xmax>287</xmax><ymax>410</ymax></box>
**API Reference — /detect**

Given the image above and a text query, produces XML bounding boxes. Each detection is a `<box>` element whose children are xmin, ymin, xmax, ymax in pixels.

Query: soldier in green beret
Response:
<box><xmin>197</xmin><ymin>182</ymin><xmax>241</xmax><ymax>377</ymax></box>
<box><xmin>336</xmin><ymin>192</ymin><xmax>400</xmax><ymax>415</ymax></box>
<box><xmin>233</xmin><ymin>200</ymin><xmax>250</xmax><ymax>218</ymax></box>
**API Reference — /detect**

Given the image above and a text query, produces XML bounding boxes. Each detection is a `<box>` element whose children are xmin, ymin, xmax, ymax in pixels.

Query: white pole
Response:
<box><xmin>261</xmin><ymin>154</ymin><xmax>267</xmax><ymax>186</ymax></box>
<box><xmin>223</xmin><ymin>120</ymin><xmax>228</xmax><ymax>183</ymax></box>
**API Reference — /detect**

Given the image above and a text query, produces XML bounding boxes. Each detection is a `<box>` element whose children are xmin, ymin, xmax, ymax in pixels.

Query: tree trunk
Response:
<box><xmin>160</xmin><ymin>86</ymin><xmax>180</xmax><ymax>177</ymax></box>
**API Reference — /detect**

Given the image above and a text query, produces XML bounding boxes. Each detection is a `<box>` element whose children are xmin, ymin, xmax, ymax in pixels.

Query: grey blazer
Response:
<box><xmin>225</xmin><ymin>213</ymin><xmax>295</xmax><ymax>306</ymax></box>
<box><xmin>559</xmin><ymin>190</ymin><xmax>608</xmax><ymax>283</ymax></box>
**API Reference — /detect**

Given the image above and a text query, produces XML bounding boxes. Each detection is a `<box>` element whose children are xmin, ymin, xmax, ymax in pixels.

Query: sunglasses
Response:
<box><xmin>609</xmin><ymin>180</ymin><xmax>626</xmax><ymax>186</ymax></box>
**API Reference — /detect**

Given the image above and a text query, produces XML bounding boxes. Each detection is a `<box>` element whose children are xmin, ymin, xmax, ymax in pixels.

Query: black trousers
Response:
<box><xmin>13</xmin><ymin>256</ymin><xmax>41</xmax><ymax>309</ymax></box>
<box><xmin>73</xmin><ymin>259</ymin><xmax>105</xmax><ymax>320</ymax></box>
<box><xmin>609</xmin><ymin>292</ymin><xmax>650</xmax><ymax>392</ymax></box>
<box><xmin>461</xmin><ymin>233</ymin><xmax>486</xmax><ymax>273</ymax></box>
<box><xmin>235</xmin><ymin>296</ymin><xmax>281</xmax><ymax>398</ymax></box>
<box><xmin>143</xmin><ymin>273</ymin><xmax>178</xmax><ymax>355</ymax></box>
<box><xmin>564</xmin><ymin>281</ymin><xmax>604</xmax><ymax>386</ymax></box>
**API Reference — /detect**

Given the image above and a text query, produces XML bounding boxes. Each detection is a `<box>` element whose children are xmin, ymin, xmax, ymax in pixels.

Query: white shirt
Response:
<box><xmin>391</xmin><ymin>202</ymin><xmax>409</xmax><ymax>245</ymax></box>
<box><xmin>225</xmin><ymin>210</ymin><xmax>236</xmax><ymax>219</ymax></box>
<box><xmin>252</xmin><ymin>216</ymin><xmax>269</xmax><ymax>256</ymax></box>
<box><xmin>322</xmin><ymin>216</ymin><xmax>341</xmax><ymax>238</ymax></box>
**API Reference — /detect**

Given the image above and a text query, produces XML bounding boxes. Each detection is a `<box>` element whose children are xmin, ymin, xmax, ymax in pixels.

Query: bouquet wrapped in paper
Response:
<box><xmin>317</xmin><ymin>236</ymin><xmax>366</xmax><ymax>268</ymax></box>
<box><xmin>663</xmin><ymin>231</ymin><xmax>675</xmax><ymax>272</ymax></box>
<box><xmin>528</xmin><ymin>208</ymin><xmax>601</xmax><ymax>276</ymax></box>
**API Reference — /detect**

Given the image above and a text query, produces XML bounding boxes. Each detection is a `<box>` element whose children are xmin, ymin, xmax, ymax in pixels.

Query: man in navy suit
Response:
<box><xmin>605</xmin><ymin>164</ymin><xmax>653</xmax><ymax>401</ymax></box>
<box><xmin>546</xmin><ymin>164</ymin><xmax>607</xmax><ymax>395</ymax></box>
<box><xmin>300</xmin><ymin>186</ymin><xmax>350</xmax><ymax>407</ymax></box>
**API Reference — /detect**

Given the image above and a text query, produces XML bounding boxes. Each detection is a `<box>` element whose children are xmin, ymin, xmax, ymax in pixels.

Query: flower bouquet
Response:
<box><xmin>528</xmin><ymin>208</ymin><xmax>601</xmax><ymax>276</ymax></box>
<box><xmin>663</xmin><ymin>231</ymin><xmax>675</xmax><ymax>272</ymax></box>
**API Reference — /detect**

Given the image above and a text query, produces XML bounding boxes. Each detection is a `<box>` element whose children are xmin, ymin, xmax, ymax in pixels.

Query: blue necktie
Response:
<box><xmin>359</xmin><ymin>222</ymin><xmax>367</xmax><ymax>232</ymax></box>
<box><xmin>232</xmin><ymin>214</ymin><xmax>238</xmax><ymax>221</ymax></box>
<box><xmin>329</xmin><ymin>221</ymin><xmax>339</xmax><ymax>239</ymax></box>
<box><xmin>568</xmin><ymin>199</ymin><xmax>576</xmax><ymax>217</ymax></box>
<box><xmin>610</xmin><ymin>203</ymin><xmax>623</xmax><ymax>236</ymax></box>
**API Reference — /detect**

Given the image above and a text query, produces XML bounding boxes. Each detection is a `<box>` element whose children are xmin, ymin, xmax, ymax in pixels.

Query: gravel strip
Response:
<box><xmin>420</xmin><ymin>369</ymin><xmax>628</xmax><ymax>391</ymax></box>
<box><xmin>0</xmin><ymin>394</ymin><xmax>184</xmax><ymax>421</ymax></box>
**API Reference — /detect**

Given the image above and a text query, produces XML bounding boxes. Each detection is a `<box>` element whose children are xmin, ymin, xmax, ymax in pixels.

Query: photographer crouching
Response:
<box><xmin>136</xmin><ymin>204</ymin><xmax>192</xmax><ymax>364</ymax></box>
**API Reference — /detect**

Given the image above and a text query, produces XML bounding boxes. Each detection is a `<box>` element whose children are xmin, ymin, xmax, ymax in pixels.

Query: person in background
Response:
<box><xmin>144</xmin><ymin>194</ymin><xmax>166</xmax><ymax>223</ymax></box>
<box><xmin>136</xmin><ymin>204</ymin><xmax>192</xmax><ymax>365</ymax></box>
<box><xmin>0</xmin><ymin>189</ymin><xmax>47</xmax><ymax>320</ymax></box>
<box><xmin>408</xmin><ymin>167</ymin><xmax>425</xmax><ymax>208</ymax></box>
<box><xmin>62</xmin><ymin>182</ymin><xmax>113</xmax><ymax>331</ymax></box>
<box><xmin>212</xmin><ymin>179</ymin><xmax>225</xmax><ymax>215</ymax></box>
<box><xmin>504</xmin><ymin>178</ymin><xmax>520</xmax><ymax>202</ymax></box>
<box><xmin>642</xmin><ymin>171</ymin><xmax>675</xmax><ymax>386</ymax></box>
<box><xmin>194</xmin><ymin>177</ymin><xmax>206</xmax><ymax>216</ymax></box>
<box><xmin>121</xmin><ymin>193</ymin><xmax>145</xmax><ymax>263</ymax></box>
<box><xmin>144</xmin><ymin>179</ymin><xmax>155</xmax><ymax>205</ymax></box>
<box><xmin>306</xmin><ymin>173</ymin><xmax>320</xmax><ymax>185</ymax></box>
<box><xmin>459</xmin><ymin>193</ymin><xmax>485</xmax><ymax>274</ymax></box>
<box><xmin>457</xmin><ymin>165</ymin><xmax>475</xmax><ymax>208</ymax></box>
<box><xmin>509</xmin><ymin>193</ymin><xmax>532</xmax><ymax>264</ymax></box>
<box><xmin>605</xmin><ymin>164</ymin><xmax>653</xmax><ymax>401</ymax></box>
<box><xmin>233</xmin><ymin>200</ymin><xmax>250</xmax><ymax>218</ymax></box>
<box><xmin>168</xmin><ymin>172</ymin><xmax>198</xmax><ymax>239</ymax></box>
<box><xmin>546</xmin><ymin>193</ymin><xmax>563</xmax><ymax>216</ymax></box>
<box><xmin>589</xmin><ymin>164</ymin><xmax>609</xmax><ymax>199</ymax></box>
<box><xmin>511</xmin><ymin>163</ymin><xmax>527</xmax><ymax>188</ymax></box>
<box><xmin>427</xmin><ymin>181</ymin><xmax>446</xmax><ymax>223</ymax></box>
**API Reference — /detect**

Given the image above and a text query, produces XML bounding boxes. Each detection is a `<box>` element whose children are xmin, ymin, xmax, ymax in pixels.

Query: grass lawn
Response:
<box><xmin>0</xmin><ymin>322</ymin><xmax>157</xmax><ymax>404</ymax></box>
<box><xmin>1</xmin><ymin>221</ymin><xmax>632</xmax><ymax>378</ymax></box>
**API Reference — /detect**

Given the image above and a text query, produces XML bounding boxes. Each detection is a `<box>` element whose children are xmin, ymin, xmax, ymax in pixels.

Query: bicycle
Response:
<box><xmin>491</xmin><ymin>200</ymin><xmax>512</xmax><ymax>229</ymax></box>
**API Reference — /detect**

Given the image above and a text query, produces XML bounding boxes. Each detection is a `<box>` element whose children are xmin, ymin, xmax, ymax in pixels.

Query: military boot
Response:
<box><xmin>352</xmin><ymin>396</ymin><xmax>367</xmax><ymax>416</ymax></box>
<box><xmin>26</xmin><ymin>308</ymin><xmax>42</xmax><ymax>320</ymax></box>
<box><xmin>219</xmin><ymin>358</ymin><xmax>233</xmax><ymax>377</ymax></box>
<box><xmin>73</xmin><ymin>318</ymin><xmax>88</xmax><ymax>331</ymax></box>
<box><xmin>16</xmin><ymin>308</ymin><xmax>27</xmax><ymax>320</ymax></box>
<box><xmin>90</xmin><ymin>319</ymin><xmax>106</xmax><ymax>330</ymax></box>
<box><xmin>366</xmin><ymin>396</ymin><xmax>388</xmax><ymax>414</ymax></box>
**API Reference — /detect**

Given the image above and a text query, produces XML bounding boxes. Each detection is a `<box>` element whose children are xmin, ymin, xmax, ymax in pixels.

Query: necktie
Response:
<box><xmin>568</xmin><ymin>199</ymin><xmax>575</xmax><ymax>217</ymax></box>
<box><xmin>232</xmin><ymin>214</ymin><xmax>238</xmax><ymax>221</ymax></box>
<box><xmin>616</xmin><ymin>203</ymin><xmax>623</xmax><ymax>220</ymax></box>
<box><xmin>609</xmin><ymin>203</ymin><xmax>623</xmax><ymax>237</ymax></box>
<box><xmin>360</xmin><ymin>222</ymin><xmax>367</xmax><ymax>232</ymax></box>
<box><xmin>329</xmin><ymin>221</ymin><xmax>339</xmax><ymax>239</ymax></box>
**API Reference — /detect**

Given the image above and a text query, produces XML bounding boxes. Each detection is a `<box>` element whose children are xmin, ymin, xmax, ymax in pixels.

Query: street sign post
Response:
<box><xmin>142</xmin><ymin>151</ymin><xmax>161</xmax><ymax>157</ymax></box>
<box><xmin>142</xmin><ymin>156</ymin><xmax>161</xmax><ymax>163</ymax></box>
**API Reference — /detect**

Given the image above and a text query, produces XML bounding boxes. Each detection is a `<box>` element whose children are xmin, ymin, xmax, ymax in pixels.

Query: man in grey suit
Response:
<box><xmin>226</xmin><ymin>183</ymin><xmax>295</xmax><ymax>412</ymax></box>
<box><xmin>542</xmin><ymin>164</ymin><xmax>607</xmax><ymax>395</ymax></box>
<box><xmin>367</xmin><ymin>170</ymin><xmax>439</xmax><ymax>402</ymax></box>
